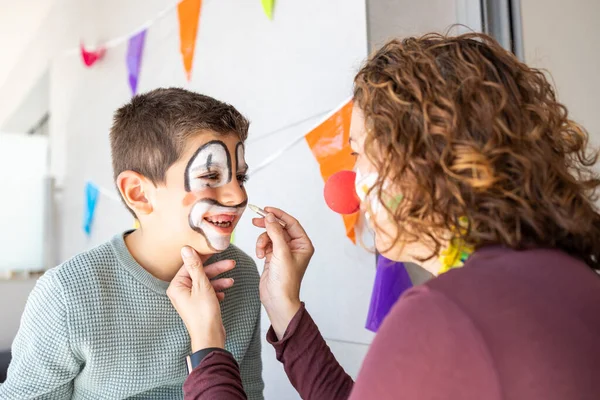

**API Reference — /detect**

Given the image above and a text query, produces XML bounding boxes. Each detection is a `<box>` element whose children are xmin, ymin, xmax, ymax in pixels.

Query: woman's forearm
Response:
<box><xmin>183</xmin><ymin>304</ymin><xmax>354</xmax><ymax>400</ymax></box>
<box><xmin>268</xmin><ymin>303</ymin><xmax>354</xmax><ymax>399</ymax></box>
<box><xmin>184</xmin><ymin>352</ymin><xmax>247</xmax><ymax>400</ymax></box>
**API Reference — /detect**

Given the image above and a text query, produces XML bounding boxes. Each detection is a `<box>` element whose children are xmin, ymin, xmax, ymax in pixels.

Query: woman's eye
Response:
<box><xmin>351</xmin><ymin>151</ymin><xmax>359</xmax><ymax>157</ymax></box>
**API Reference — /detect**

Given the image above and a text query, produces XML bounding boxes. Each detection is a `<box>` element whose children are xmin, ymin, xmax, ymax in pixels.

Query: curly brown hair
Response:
<box><xmin>354</xmin><ymin>32</ymin><xmax>600</xmax><ymax>271</ymax></box>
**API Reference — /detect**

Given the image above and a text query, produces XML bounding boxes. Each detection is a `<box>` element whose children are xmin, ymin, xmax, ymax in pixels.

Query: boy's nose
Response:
<box><xmin>218</xmin><ymin>179</ymin><xmax>247</xmax><ymax>207</ymax></box>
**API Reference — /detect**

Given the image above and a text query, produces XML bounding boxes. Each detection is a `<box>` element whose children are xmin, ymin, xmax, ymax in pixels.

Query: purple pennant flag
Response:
<box><xmin>365</xmin><ymin>255</ymin><xmax>413</xmax><ymax>332</ymax></box>
<box><xmin>126</xmin><ymin>29</ymin><xmax>147</xmax><ymax>96</ymax></box>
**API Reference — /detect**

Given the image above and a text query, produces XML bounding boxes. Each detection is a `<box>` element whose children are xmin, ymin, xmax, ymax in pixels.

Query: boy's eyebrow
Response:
<box><xmin>188</xmin><ymin>161</ymin><xmax>228</xmax><ymax>173</ymax></box>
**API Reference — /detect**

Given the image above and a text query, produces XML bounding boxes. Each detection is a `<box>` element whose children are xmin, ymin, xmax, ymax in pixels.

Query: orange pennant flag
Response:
<box><xmin>177</xmin><ymin>0</ymin><xmax>202</xmax><ymax>81</ymax></box>
<box><xmin>305</xmin><ymin>99</ymin><xmax>359</xmax><ymax>243</ymax></box>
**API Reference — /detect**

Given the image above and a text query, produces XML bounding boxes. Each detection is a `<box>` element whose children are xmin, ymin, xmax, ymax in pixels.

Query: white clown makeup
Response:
<box><xmin>185</xmin><ymin>141</ymin><xmax>232</xmax><ymax>191</ymax></box>
<box><xmin>355</xmin><ymin>168</ymin><xmax>382</xmax><ymax>225</ymax></box>
<box><xmin>184</xmin><ymin>139</ymin><xmax>248</xmax><ymax>252</ymax></box>
<box><xmin>355</xmin><ymin>168</ymin><xmax>402</xmax><ymax>226</ymax></box>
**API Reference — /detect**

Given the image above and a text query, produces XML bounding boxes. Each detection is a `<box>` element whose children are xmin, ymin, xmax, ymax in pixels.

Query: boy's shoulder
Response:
<box><xmin>43</xmin><ymin>235</ymin><xmax>122</xmax><ymax>292</ymax></box>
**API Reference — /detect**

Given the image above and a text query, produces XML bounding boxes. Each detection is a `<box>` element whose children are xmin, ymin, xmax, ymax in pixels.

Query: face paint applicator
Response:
<box><xmin>248</xmin><ymin>204</ymin><xmax>287</xmax><ymax>228</ymax></box>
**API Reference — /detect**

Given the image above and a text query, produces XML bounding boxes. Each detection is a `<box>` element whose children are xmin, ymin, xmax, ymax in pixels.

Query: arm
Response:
<box><xmin>184</xmin><ymin>351</ymin><xmax>247</xmax><ymax>400</ymax></box>
<box><xmin>267</xmin><ymin>303</ymin><xmax>354</xmax><ymax>400</ymax></box>
<box><xmin>184</xmin><ymin>304</ymin><xmax>353</xmax><ymax>400</ymax></box>
<box><xmin>0</xmin><ymin>270</ymin><xmax>81</xmax><ymax>399</ymax></box>
<box><xmin>238</xmin><ymin>314</ymin><xmax>265</xmax><ymax>400</ymax></box>
<box><xmin>349</xmin><ymin>287</ymin><xmax>500</xmax><ymax>400</ymax></box>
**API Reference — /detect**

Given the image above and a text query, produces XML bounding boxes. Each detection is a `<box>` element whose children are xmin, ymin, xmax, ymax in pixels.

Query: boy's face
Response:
<box><xmin>154</xmin><ymin>132</ymin><xmax>248</xmax><ymax>254</ymax></box>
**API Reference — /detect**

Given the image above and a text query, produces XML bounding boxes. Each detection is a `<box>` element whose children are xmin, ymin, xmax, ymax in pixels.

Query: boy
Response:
<box><xmin>0</xmin><ymin>88</ymin><xmax>264</xmax><ymax>399</ymax></box>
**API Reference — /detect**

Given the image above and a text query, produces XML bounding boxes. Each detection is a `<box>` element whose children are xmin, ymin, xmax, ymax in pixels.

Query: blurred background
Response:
<box><xmin>0</xmin><ymin>0</ymin><xmax>598</xmax><ymax>398</ymax></box>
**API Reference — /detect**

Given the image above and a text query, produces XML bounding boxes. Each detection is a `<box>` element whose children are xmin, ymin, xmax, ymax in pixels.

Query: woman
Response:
<box><xmin>168</xmin><ymin>33</ymin><xmax>600</xmax><ymax>399</ymax></box>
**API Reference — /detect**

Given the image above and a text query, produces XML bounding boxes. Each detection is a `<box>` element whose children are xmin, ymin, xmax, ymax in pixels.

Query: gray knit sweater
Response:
<box><xmin>0</xmin><ymin>232</ymin><xmax>263</xmax><ymax>399</ymax></box>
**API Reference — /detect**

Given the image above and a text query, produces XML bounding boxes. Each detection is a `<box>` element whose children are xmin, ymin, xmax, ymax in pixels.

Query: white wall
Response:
<box><xmin>521</xmin><ymin>0</ymin><xmax>600</xmax><ymax>144</ymax></box>
<box><xmin>367</xmin><ymin>0</ymin><xmax>482</xmax><ymax>49</ymax></box>
<box><xmin>0</xmin><ymin>280</ymin><xmax>36</xmax><ymax>350</ymax></box>
<box><xmin>0</xmin><ymin>0</ymin><xmax>56</xmax><ymax>90</ymax></box>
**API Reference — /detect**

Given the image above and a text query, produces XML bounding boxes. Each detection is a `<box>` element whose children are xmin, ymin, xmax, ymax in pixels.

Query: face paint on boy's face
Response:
<box><xmin>184</xmin><ymin>139</ymin><xmax>248</xmax><ymax>252</ymax></box>
<box><xmin>185</xmin><ymin>140</ymin><xmax>232</xmax><ymax>192</ymax></box>
<box><xmin>189</xmin><ymin>198</ymin><xmax>247</xmax><ymax>251</ymax></box>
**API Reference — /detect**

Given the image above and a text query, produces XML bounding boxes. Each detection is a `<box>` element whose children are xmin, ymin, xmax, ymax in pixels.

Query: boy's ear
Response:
<box><xmin>116</xmin><ymin>171</ymin><xmax>153</xmax><ymax>216</ymax></box>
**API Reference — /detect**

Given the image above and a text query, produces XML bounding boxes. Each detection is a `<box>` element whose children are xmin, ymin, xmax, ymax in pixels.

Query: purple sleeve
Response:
<box><xmin>184</xmin><ymin>351</ymin><xmax>247</xmax><ymax>400</ymax></box>
<box><xmin>349</xmin><ymin>286</ymin><xmax>501</xmax><ymax>400</ymax></box>
<box><xmin>267</xmin><ymin>303</ymin><xmax>354</xmax><ymax>399</ymax></box>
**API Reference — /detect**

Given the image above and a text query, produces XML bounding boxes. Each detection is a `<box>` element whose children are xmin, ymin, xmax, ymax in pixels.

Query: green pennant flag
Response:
<box><xmin>261</xmin><ymin>0</ymin><xmax>275</xmax><ymax>20</ymax></box>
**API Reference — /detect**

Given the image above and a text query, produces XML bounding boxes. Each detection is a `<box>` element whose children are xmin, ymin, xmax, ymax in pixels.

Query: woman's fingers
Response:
<box><xmin>181</xmin><ymin>246</ymin><xmax>212</xmax><ymax>292</ymax></box>
<box><xmin>264</xmin><ymin>207</ymin><xmax>308</xmax><ymax>241</ymax></box>
<box><xmin>256</xmin><ymin>232</ymin><xmax>270</xmax><ymax>258</ymax></box>
<box><xmin>204</xmin><ymin>260</ymin><xmax>236</xmax><ymax>279</ymax></box>
<box><xmin>211</xmin><ymin>278</ymin><xmax>234</xmax><ymax>292</ymax></box>
<box><xmin>264</xmin><ymin>213</ymin><xmax>292</xmax><ymax>257</ymax></box>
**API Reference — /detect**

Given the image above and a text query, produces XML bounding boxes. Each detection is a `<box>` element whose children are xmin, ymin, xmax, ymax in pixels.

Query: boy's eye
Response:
<box><xmin>199</xmin><ymin>173</ymin><xmax>220</xmax><ymax>180</ymax></box>
<box><xmin>350</xmin><ymin>151</ymin><xmax>359</xmax><ymax>157</ymax></box>
<box><xmin>237</xmin><ymin>174</ymin><xmax>249</xmax><ymax>185</ymax></box>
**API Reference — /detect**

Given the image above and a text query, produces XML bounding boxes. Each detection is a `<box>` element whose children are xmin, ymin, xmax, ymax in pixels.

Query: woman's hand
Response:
<box><xmin>167</xmin><ymin>246</ymin><xmax>235</xmax><ymax>352</ymax></box>
<box><xmin>253</xmin><ymin>207</ymin><xmax>314</xmax><ymax>339</ymax></box>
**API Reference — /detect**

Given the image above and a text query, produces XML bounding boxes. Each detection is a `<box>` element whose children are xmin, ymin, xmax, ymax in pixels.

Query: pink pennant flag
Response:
<box><xmin>80</xmin><ymin>43</ymin><xmax>106</xmax><ymax>67</ymax></box>
<box><xmin>126</xmin><ymin>30</ymin><xmax>147</xmax><ymax>95</ymax></box>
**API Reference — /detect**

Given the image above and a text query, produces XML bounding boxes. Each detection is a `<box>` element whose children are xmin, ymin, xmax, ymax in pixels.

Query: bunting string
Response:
<box><xmin>63</xmin><ymin>1</ymin><xmax>180</xmax><ymax>57</ymax></box>
<box><xmin>92</xmin><ymin>102</ymin><xmax>346</xmax><ymax>203</ymax></box>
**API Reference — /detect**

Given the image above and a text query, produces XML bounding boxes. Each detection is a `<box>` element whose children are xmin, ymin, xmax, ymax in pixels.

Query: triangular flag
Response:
<box><xmin>177</xmin><ymin>0</ymin><xmax>203</xmax><ymax>81</ymax></box>
<box><xmin>261</xmin><ymin>0</ymin><xmax>275</xmax><ymax>20</ymax></box>
<box><xmin>80</xmin><ymin>43</ymin><xmax>106</xmax><ymax>67</ymax></box>
<box><xmin>305</xmin><ymin>99</ymin><xmax>358</xmax><ymax>243</ymax></box>
<box><xmin>83</xmin><ymin>182</ymin><xmax>100</xmax><ymax>236</ymax></box>
<box><xmin>126</xmin><ymin>30</ymin><xmax>147</xmax><ymax>96</ymax></box>
<box><xmin>365</xmin><ymin>255</ymin><xmax>413</xmax><ymax>332</ymax></box>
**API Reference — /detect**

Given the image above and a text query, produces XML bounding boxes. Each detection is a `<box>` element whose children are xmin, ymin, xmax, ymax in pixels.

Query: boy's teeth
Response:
<box><xmin>205</xmin><ymin>218</ymin><xmax>232</xmax><ymax>228</ymax></box>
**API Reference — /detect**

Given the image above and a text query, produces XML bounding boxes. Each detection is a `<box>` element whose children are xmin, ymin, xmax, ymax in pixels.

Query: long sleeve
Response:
<box><xmin>238</xmin><ymin>312</ymin><xmax>264</xmax><ymax>400</ymax></box>
<box><xmin>0</xmin><ymin>270</ymin><xmax>82</xmax><ymax>399</ymax></box>
<box><xmin>267</xmin><ymin>303</ymin><xmax>354</xmax><ymax>399</ymax></box>
<box><xmin>183</xmin><ymin>304</ymin><xmax>353</xmax><ymax>400</ymax></box>
<box><xmin>184</xmin><ymin>352</ymin><xmax>247</xmax><ymax>400</ymax></box>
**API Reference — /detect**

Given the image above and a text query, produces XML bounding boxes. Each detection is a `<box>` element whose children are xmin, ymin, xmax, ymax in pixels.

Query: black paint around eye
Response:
<box><xmin>236</xmin><ymin>142</ymin><xmax>248</xmax><ymax>171</ymax></box>
<box><xmin>184</xmin><ymin>140</ymin><xmax>232</xmax><ymax>192</ymax></box>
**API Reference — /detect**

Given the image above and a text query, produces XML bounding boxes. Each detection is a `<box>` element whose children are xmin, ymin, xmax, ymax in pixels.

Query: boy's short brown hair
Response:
<box><xmin>109</xmin><ymin>87</ymin><xmax>249</xmax><ymax>185</ymax></box>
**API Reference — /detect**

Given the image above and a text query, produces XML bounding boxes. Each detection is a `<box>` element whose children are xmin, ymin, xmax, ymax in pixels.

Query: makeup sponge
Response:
<box><xmin>324</xmin><ymin>170</ymin><xmax>361</xmax><ymax>215</ymax></box>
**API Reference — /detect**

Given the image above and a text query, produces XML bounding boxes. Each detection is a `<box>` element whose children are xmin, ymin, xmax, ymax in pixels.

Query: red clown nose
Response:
<box><xmin>324</xmin><ymin>170</ymin><xmax>360</xmax><ymax>215</ymax></box>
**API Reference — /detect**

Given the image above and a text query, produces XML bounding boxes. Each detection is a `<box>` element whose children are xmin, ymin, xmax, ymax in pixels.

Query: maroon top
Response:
<box><xmin>184</xmin><ymin>248</ymin><xmax>600</xmax><ymax>399</ymax></box>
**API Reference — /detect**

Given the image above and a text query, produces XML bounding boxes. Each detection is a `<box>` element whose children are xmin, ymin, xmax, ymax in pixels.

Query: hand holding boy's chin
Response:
<box><xmin>167</xmin><ymin>246</ymin><xmax>236</xmax><ymax>352</ymax></box>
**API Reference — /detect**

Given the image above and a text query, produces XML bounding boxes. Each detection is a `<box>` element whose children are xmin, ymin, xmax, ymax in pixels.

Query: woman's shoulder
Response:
<box><xmin>353</xmin><ymin>284</ymin><xmax>502</xmax><ymax>399</ymax></box>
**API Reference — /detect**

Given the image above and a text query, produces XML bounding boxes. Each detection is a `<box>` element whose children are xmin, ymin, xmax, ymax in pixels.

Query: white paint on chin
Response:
<box><xmin>189</xmin><ymin>201</ymin><xmax>244</xmax><ymax>251</ymax></box>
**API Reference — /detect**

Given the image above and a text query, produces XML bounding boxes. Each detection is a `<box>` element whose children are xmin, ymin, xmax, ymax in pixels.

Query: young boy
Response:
<box><xmin>0</xmin><ymin>88</ymin><xmax>264</xmax><ymax>399</ymax></box>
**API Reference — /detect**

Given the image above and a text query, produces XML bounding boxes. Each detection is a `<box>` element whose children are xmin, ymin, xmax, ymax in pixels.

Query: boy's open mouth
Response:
<box><xmin>204</xmin><ymin>214</ymin><xmax>236</xmax><ymax>229</ymax></box>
